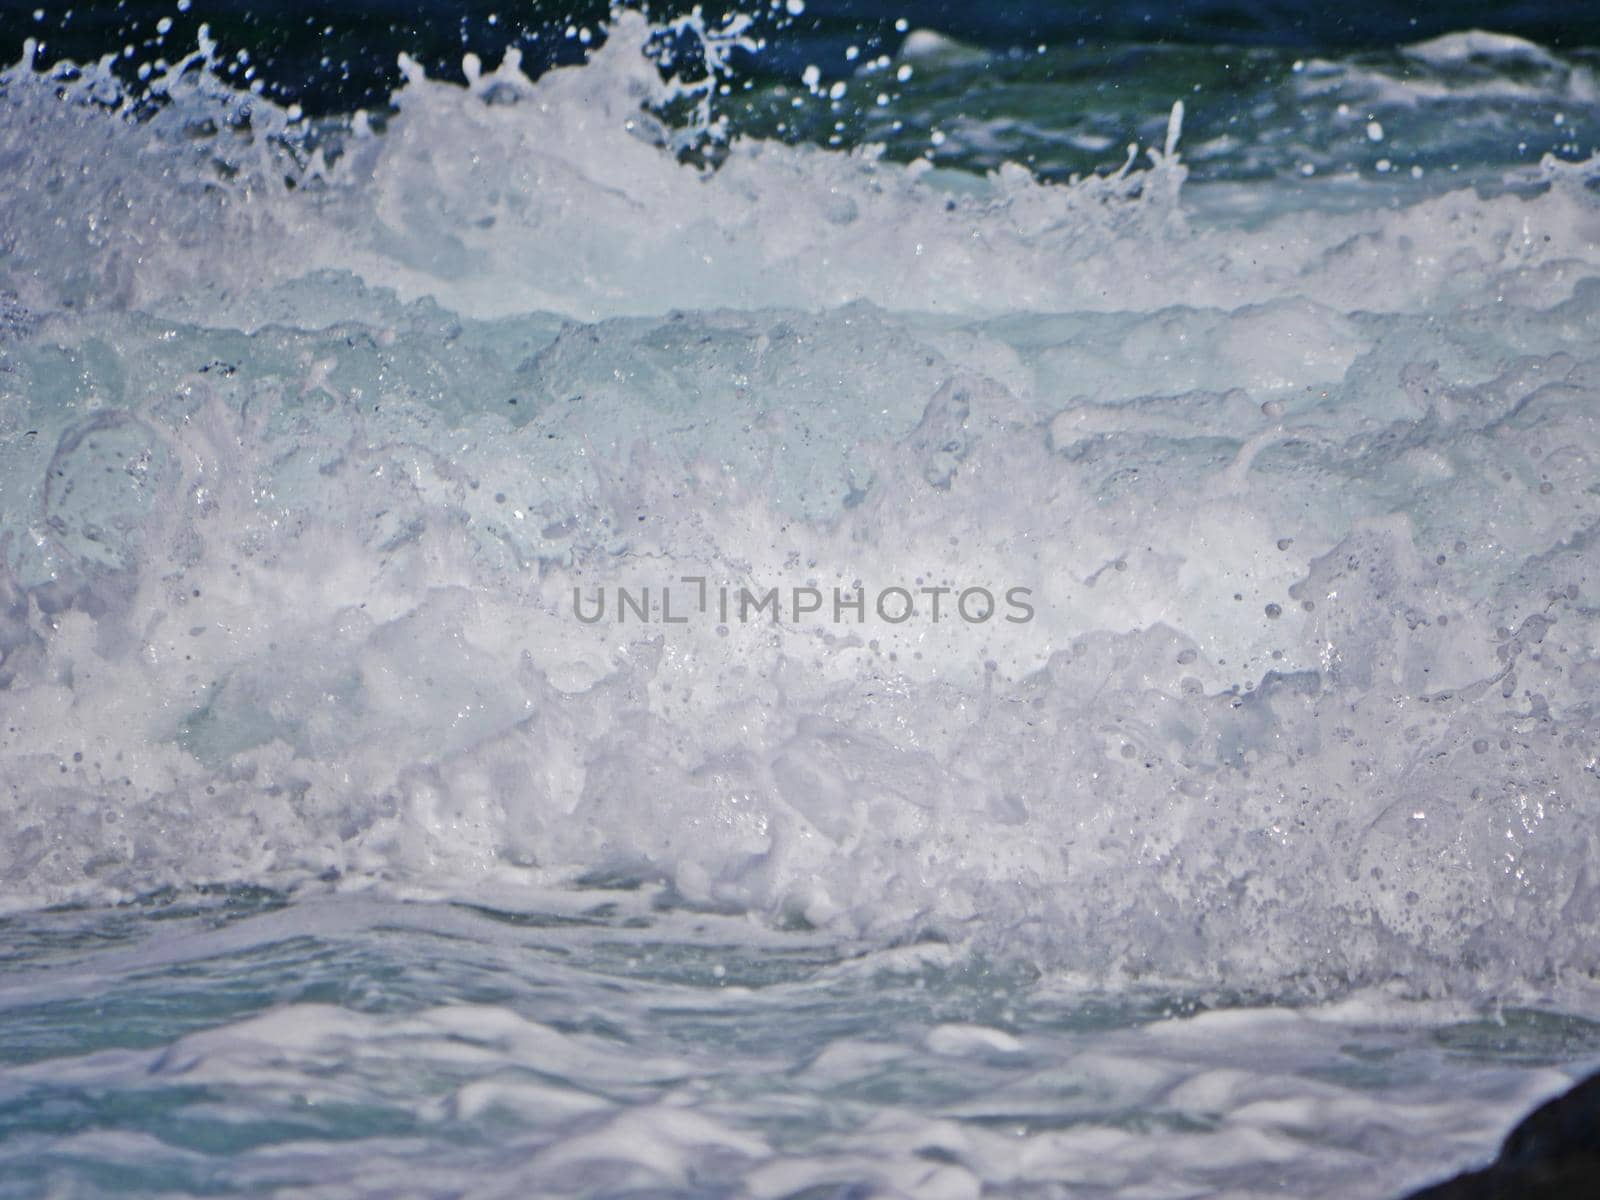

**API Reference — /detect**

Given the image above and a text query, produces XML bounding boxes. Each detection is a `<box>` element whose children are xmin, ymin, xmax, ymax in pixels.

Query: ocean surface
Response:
<box><xmin>1</xmin><ymin>2</ymin><xmax>1599</xmax><ymax>1196</ymax></box>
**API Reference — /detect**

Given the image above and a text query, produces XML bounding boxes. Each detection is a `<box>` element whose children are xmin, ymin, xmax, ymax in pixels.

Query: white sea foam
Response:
<box><xmin>0</xmin><ymin>13</ymin><xmax>1598</xmax><ymax>999</ymax></box>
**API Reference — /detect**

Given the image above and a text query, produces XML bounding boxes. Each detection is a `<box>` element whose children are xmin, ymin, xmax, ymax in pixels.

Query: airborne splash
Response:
<box><xmin>2</xmin><ymin>12</ymin><xmax>1600</xmax><ymax>997</ymax></box>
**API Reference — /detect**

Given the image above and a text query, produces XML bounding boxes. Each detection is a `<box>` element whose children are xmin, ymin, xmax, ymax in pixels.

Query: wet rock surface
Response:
<box><xmin>1405</xmin><ymin>1071</ymin><xmax>1600</xmax><ymax>1199</ymax></box>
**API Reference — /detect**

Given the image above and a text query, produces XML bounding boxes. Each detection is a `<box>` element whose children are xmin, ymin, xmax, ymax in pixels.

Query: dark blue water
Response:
<box><xmin>8</xmin><ymin>1</ymin><xmax>1599</xmax><ymax>117</ymax></box>
<box><xmin>7</xmin><ymin>0</ymin><xmax>1599</xmax><ymax>184</ymax></box>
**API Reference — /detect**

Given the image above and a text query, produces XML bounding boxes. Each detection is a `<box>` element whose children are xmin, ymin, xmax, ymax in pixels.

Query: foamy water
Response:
<box><xmin>1</xmin><ymin>10</ymin><xmax>1599</xmax><ymax>1196</ymax></box>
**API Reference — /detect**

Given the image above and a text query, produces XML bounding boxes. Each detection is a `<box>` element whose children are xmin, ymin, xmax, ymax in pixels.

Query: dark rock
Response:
<box><xmin>1403</xmin><ymin>1071</ymin><xmax>1600</xmax><ymax>1198</ymax></box>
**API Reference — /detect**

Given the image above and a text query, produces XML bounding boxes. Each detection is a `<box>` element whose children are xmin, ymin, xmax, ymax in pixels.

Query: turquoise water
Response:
<box><xmin>2</xmin><ymin>5</ymin><xmax>1600</xmax><ymax>1196</ymax></box>
<box><xmin>5</xmin><ymin>888</ymin><xmax>1600</xmax><ymax>1197</ymax></box>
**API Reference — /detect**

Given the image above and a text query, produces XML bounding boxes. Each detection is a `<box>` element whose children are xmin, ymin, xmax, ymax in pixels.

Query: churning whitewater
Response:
<box><xmin>1</xmin><ymin>7</ymin><xmax>1599</xmax><ymax>1197</ymax></box>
